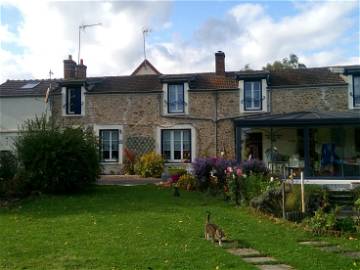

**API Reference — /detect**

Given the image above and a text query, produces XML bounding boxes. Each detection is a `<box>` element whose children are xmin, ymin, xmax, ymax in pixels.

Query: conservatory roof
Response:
<box><xmin>234</xmin><ymin>111</ymin><xmax>360</xmax><ymax>127</ymax></box>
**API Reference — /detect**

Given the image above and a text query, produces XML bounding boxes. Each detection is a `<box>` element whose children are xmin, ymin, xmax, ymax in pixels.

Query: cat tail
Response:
<box><xmin>206</xmin><ymin>211</ymin><xmax>211</xmax><ymax>223</ymax></box>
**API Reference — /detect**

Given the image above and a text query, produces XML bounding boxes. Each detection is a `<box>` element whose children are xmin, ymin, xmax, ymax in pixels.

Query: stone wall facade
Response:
<box><xmin>271</xmin><ymin>86</ymin><xmax>348</xmax><ymax>113</ymax></box>
<box><xmin>51</xmin><ymin>83</ymin><xmax>350</xmax><ymax>174</ymax></box>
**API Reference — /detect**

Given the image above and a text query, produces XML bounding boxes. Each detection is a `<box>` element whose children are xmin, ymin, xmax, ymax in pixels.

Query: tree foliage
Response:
<box><xmin>263</xmin><ymin>54</ymin><xmax>306</xmax><ymax>71</ymax></box>
<box><xmin>15</xmin><ymin>115</ymin><xmax>101</xmax><ymax>194</ymax></box>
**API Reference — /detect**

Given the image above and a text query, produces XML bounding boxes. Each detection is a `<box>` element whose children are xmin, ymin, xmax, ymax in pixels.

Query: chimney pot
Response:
<box><xmin>75</xmin><ymin>59</ymin><xmax>87</xmax><ymax>80</ymax></box>
<box><xmin>215</xmin><ymin>51</ymin><xmax>225</xmax><ymax>76</ymax></box>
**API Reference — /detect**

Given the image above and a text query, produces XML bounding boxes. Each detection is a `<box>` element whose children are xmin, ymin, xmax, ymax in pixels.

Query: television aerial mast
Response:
<box><xmin>78</xmin><ymin>23</ymin><xmax>102</xmax><ymax>64</ymax></box>
<box><xmin>142</xmin><ymin>27</ymin><xmax>151</xmax><ymax>60</ymax></box>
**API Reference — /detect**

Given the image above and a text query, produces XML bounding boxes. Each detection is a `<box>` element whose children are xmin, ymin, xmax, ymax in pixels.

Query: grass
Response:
<box><xmin>0</xmin><ymin>185</ymin><xmax>359</xmax><ymax>270</ymax></box>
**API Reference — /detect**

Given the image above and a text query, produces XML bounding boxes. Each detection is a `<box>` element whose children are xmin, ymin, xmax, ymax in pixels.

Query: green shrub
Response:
<box><xmin>0</xmin><ymin>151</ymin><xmax>17</xmax><ymax>181</ymax></box>
<box><xmin>306</xmin><ymin>208</ymin><xmax>337</xmax><ymax>235</ymax></box>
<box><xmin>168</xmin><ymin>166</ymin><xmax>187</xmax><ymax>177</ymax></box>
<box><xmin>15</xmin><ymin>115</ymin><xmax>101</xmax><ymax>194</ymax></box>
<box><xmin>242</xmin><ymin>173</ymin><xmax>278</xmax><ymax>202</ymax></box>
<box><xmin>0</xmin><ymin>151</ymin><xmax>18</xmax><ymax>197</ymax></box>
<box><xmin>135</xmin><ymin>151</ymin><xmax>164</xmax><ymax>178</ymax></box>
<box><xmin>335</xmin><ymin>217</ymin><xmax>356</xmax><ymax>233</ymax></box>
<box><xmin>250</xmin><ymin>187</ymin><xmax>283</xmax><ymax>216</ymax></box>
<box><xmin>285</xmin><ymin>184</ymin><xmax>328</xmax><ymax>214</ymax></box>
<box><xmin>177</xmin><ymin>174</ymin><xmax>196</xmax><ymax>190</ymax></box>
<box><xmin>354</xmin><ymin>199</ymin><xmax>360</xmax><ymax>232</ymax></box>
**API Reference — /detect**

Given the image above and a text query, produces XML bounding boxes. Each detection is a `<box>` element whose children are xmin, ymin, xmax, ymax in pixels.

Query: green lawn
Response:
<box><xmin>0</xmin><ymin>185</ymin><xmax>359</xmax><ymax>270</ymax></box>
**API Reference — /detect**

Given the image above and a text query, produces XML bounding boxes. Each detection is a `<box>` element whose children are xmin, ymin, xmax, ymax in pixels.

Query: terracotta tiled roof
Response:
<box><xmin>194</xmin><ymin>73</ymin><xmax>238</xmax><ymax>89</ymax></box>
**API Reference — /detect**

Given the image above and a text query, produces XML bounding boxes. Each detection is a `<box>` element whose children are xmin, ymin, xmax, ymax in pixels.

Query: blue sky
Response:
<box><xmin>0</xmin><ymin>1</ymin><xmax>359</xmax><ymax>82</ymax></box>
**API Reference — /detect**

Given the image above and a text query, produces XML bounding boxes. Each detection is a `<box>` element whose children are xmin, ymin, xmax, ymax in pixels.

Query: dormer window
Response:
<box><xmin>353</xmin><ymin>75</ymin><xmax>360</xmax><ymax>108</ymax></box>
<box><xmin>61</xmin><ymin>86</ymin><xmax>85</xmax><ymax>116</ymax></box>
<box><xmin>168</xmin><ymin>84</ymin><xmax>184</xmax><ymax>113</ymax></box>
<box><xmin>66</xmin><ymin>87</ymin><xmax>81</xmax><ymax>114</ymax></box>
<box><xmin>244</xmin><ymin>80</ymin><xmax>262</xmax><ymax>111</ymax></box>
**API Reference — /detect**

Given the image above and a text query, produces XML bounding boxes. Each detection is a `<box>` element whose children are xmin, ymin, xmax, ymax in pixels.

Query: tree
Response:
<box><xmin>263</xmin><ymin>54</ymin><xmax>306</xmax><ymax>71</ymax></box>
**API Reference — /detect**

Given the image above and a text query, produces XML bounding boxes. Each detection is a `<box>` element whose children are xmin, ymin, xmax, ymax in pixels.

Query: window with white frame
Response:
<box><xmin>244</xmin><ymin>80</ymin><xmax>262</xmax><ymax>111</ymax></box>
<box><xmin>353</xmin><ymin>75</ymin><xmax>360</xmax><ymax>108</ymax></box>
<box><xmin>161</xmin><ymin>129</ymin><xmax>191</xmax><ymax>162</ymax></box>
<box><xmin>66</xmin><ymin>87</ymin><xmax>82</xmax><ymax>114</ymax></box>
<box><xmin>168</xmin><ymin>84</ymin><xmax>185</xmax><ymax>113</ymax></box>
<box><xmin>99</xmin><ymin>129</ymin><xmax>119</xmax><ymax>162</ymax></box>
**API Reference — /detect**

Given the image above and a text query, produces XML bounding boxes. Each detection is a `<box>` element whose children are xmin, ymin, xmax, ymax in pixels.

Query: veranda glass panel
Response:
<box><xmin>241</xmin><ymin>128</ymin><xmax>304</xmax><ymax>177</ymax></box>
<box><xmin>309</xmin><ymin>127</ymin><xmax>360</xmax><ymax>177</ymax></box>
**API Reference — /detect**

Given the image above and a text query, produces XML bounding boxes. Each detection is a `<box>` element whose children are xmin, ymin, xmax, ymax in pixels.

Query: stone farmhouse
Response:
<box><xmin>0</xmin><ymin>52</ymin><xmax>359</xmax><ymax>184</ymax></box>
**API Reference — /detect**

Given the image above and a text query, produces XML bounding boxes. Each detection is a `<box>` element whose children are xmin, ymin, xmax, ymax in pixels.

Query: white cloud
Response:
<box><xmin>150</xmin><ymin>1</ymin><xmax>358</xmax><ymax>73</ymax></box>
<box><xmin>0</xmin><ymin>1</ymin><xmax>358</xmax><ymax>83</ymax></box>
<box><xmin>0</xmin><ymin>1</ymin><xmax>171</xmax><ymax>82</ymax></box>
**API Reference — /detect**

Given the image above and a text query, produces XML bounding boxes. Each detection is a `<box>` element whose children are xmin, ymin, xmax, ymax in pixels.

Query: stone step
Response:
<box><xmin>299</xmin><ymin>240</ymin><xmax>330</xmax><ymax>247</ymax></box>
<box><xmin>227</xmin><ymin>248</ymin><xmax>261</xmax><ymax>257</ymax></box>
<box><xmin>243</xmin><ymin>256</ymin><xmax>276</xmax><ymax>264</ymax></box>
<box><xmin>257</xmin><ymin>265</ymin><xmax>294</xmax><ymax>270</ymax></box>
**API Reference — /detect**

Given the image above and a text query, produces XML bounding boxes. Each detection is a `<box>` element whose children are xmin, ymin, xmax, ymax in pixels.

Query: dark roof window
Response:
<box><xmin>20</xmin><ymin>82</ymin><xmax>40</xmax><ymax>89</ymax></box>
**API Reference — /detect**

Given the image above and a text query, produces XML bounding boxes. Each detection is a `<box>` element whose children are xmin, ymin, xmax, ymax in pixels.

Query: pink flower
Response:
<box><xmin>236</xmin><ymin>168</ymin><xmax>242</xmax><ymax>177</ymax></box>
<box><xmin>226</xmin><ymin>166</ymin><xmax>233</xmax><ymax>173</ymax></box>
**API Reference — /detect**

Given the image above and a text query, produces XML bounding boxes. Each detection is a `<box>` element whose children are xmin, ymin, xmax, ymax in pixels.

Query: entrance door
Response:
<box><xmin>245</xmin><ymin>132</ymin><xmax>263</xmax><ymax>160</ymax></box>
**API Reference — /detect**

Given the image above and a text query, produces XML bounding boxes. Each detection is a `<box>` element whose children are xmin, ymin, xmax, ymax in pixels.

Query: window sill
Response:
<box><xmin>63</xmin><ymin>114</ymin><xmax>84</xmax><ymax>117</ymax></box>
<box><xmin>162</xmin><ymin>113</ymin><xmax>188</xmax><ymax>117</ymax></box>
<box><xmin>100</xmin><ymin>161</ymin><xmax>120</xmax><ymax>165</ymax></box>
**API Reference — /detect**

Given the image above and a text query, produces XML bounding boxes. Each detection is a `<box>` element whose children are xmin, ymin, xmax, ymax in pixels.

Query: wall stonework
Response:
<box><xmin>51</xmin><ymin>83</ymin><xmax>350</xmax><ymax>174</ymax></box>
<box><xmin>271</xmin><ymin>86</ymin><xmax>348</xmax><ymax>113</ymax></box>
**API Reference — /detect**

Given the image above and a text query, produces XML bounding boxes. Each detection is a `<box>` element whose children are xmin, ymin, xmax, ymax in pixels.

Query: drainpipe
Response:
<box><xmin>214</xmin><ymin>91</ymin><xmax>218</xmax><ymax>156</ymax></box>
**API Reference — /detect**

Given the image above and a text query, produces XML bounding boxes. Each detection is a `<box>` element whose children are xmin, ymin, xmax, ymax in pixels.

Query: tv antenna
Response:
<box><xmin>78</xmin><ymin>23</ymin><xmax>102</xmax><ymax>64</ymax></box>
<box><xmin>142</xmin><ymin>27</ymin><xmax>151</xmax><ymax>60</ymax></box>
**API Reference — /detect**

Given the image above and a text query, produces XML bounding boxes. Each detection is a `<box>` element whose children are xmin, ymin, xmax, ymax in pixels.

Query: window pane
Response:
<box><xmin>168</xmin><ymin>84</ymin><xmax>184</xmax><ymax>113</ymax></box>
<box><xmin>162</xmin><ymin>130</ymin><xmax>172</xmax><ymax>160</ymax></box>
<box><xmin>354</xmin><ymin>76</ymin><xmax>360</xmax><ymax>106</ymax></box>
<box><xmin>183</xmin><ymin>130</ymin><xmax>190</xmax><ymax>141</ymax></box>
<box><xmin>174</xmin><ymin>130</ymin><xmax>181</xmax><ymax>160</ymax></box>
<box><xmin>162</xmin><ymin>130</ymin><xmax>171</xmax><ymax>142</ymax></box>
<box><xmin>253</xmin><ymin>81</ymin><xmax>261</xmax><ymax>91</ymax></box>
<box><xmin>111</xmin><ymin>130</ymin><xmax>119</xmax><ymax>142</ymax></box>
<box><xmin>100</xmin><ymin>130</ymin><xmax>119</xmax><ymax>162</ymax></box>
<box><xmin>244</xmin><ymin>81</ymin><xmax>251</xmax><ymax>91</ymax></box>
<box><xmin>68</xmin><ymin>88</ymin><xmax>81</xmax><ymax>114</ymax></box>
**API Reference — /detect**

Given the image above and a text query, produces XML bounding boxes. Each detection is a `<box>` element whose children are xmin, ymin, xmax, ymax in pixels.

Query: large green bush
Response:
<box><xmin>0</xmin><ymin>151</ymin><xmax>18</xmax><ymax>196</ymax></box>
<box><xmin>15</xmin><ymin>116</ymin><xmax>101</xmax><ymax>194</ymax></box>
<box><xmin>135</xmin><ymin>151</ymin><xmax>164</xmax><ymax>178</ymax></box>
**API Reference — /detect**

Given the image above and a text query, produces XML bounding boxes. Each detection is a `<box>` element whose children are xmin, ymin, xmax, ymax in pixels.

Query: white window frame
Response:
<box><xmin>352</xmin><ymin>75</ymin><xmax>360</xmax><ymax>108</ymax></box>
<box><xmin>162</xmin><ymin>82</ymin><xmax>189</xmax><ymax>115</ymax></box>
<box><xmin>239</xmin><ymin>79</ymin><xmax>268</xmax><ymax>113</ymax></box>
<box><xmin>61</xmin><ymin>86</ymin><xmax>86</xmax><ymax>116</ymax></box>
<box><xmin>244</xmin><ymin>81</ymin><xmax>262</xmax><ymax>111</ymax></box>
<box><xmin>156</xmin><ymin>124</ymin><xmax>196</xmax><ymax>163</ymax></box>
<box><xmin>168</xmin><ymin>84</ymin><xmax>185</xmax><ymax>113</ymax></box>
<box><xmin>99</xmin><ymin>129</ymin><xmax>119</xmax><ymax>162</ymax></box>
<box><xmin>161</xmin><ymin>129</ymin><xmax>191</xmax><ymax>162</ymax></box>
<box><xmin>93</xmin><ymin>124</ymin><xmax>123</xmax><ymax>164</ymax></box>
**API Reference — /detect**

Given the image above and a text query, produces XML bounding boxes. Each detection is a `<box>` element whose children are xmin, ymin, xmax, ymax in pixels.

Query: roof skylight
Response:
<box><xmin>21</xmin><ymin>82</ymin><xmax>40</xmax><ymax>89</ymax></box>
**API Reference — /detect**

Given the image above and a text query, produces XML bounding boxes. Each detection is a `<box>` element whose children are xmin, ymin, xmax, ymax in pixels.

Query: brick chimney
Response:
<box><xmin>215</xmin><ymin>51</ymin><xmax>225</xmax><ymax>76</ymax></box>
<box><xmin>75</xmin><ymin>59</ymin><xmax>87</xmax><ymax>80</ymax></box>
<box><xmin>63</xmin><ymin>55</ymin><xmax>76</xmax><ymax>80</ymax></box>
